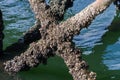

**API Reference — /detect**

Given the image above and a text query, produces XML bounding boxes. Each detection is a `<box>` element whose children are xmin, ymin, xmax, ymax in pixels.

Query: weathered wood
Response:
<box><xmin>4</xmin><ymin>0</ymin><xmax>114</xmax><ymax>80</ymax></box>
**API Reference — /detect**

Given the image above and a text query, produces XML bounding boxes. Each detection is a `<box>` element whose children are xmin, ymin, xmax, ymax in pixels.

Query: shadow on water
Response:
<box><xmin>83</xmin><ymin>10</ymin><xmax>120</xmax><ymax>80</ymax></box>
<box><xmin>0</xmin><ymin>0</ymin><xmax>35</xmax><ymax>60</ymax></box>
<box><xmin>18</xmin><ymin>56</ymin><xmax>73</xmax><ymax>80</ymax></box>
<box><xmin>0</xmin><ymin>0</ymin><xmax>36</xmax><ymax>80</ymax></box>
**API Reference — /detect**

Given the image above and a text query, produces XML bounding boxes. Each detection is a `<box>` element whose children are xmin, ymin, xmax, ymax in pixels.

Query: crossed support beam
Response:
<box><xmin>18</xmin><ymin>0</ymin><xmax>74</xmax><ymax>44</ymax></box>
<box><xmin>3</xmin><ymin>0</ymin><xmax>115</xmax><ymax>80</ymax></box>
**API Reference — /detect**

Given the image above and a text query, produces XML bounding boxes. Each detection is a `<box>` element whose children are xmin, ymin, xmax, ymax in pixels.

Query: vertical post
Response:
<box><xmin>0</xmin><ymin>9</ymin><xmax>4</xmax><ymax>54</ymax></box>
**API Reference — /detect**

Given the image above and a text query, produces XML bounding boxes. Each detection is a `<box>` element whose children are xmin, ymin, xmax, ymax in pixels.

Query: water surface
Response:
<box><xmin>0</xmin><ymin>0</ymin><xmax>120</xmax><ymax>80</ymax></box>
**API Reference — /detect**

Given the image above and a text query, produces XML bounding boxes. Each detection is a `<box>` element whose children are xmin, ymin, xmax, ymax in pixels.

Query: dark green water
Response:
<box><xmin>0</xmin><ymin>0</ymin><xmax>120</xmax><ymax>80</ymax></box>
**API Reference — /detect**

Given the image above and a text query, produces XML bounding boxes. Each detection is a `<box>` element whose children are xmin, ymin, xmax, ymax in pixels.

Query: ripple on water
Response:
<box><xmin>73</xmin><ymin>4</ymin><xmax>115</xmax><ymax>50</ymax></box>
<box><xmin>103</xmin><ymin>40</ymin><xmax>120</xmax><ymax>70</ymax></box>
<box><xmin>0</xmin><ymin>0</ymin><xmax>35</xmax><ymax>48</ymax></box>
<box><xmin>0</xmin><ymin>0</ymin><xmax>119</xmax><ymax>80</ymax></box>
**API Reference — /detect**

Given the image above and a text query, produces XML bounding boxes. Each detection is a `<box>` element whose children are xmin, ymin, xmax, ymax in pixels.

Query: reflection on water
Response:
<box><xmin>103</xmin><ymin>38</ymin><xmax>120</xmax><ymax>70</ymax></box>
<box><xmin>0</xmin><ymin>0</ymin><xmax>120</xmax><ymax>80</ymax></box>
<box><xmin>0</xmin><ymin>0</ymin><xmax>35</xmax><ymax>48</ymax></box>
<box><xmin>83</xmin><ymin>10</ymin><xmax>120</xmax><ymax>80</ymax></box>
<box><xmin>64</xmin><ymin>0</ymin><xmax>94</xmax><ymax>20</ymax></box>
<box><xmin>73</xmin><ymin>4</ymin><xmax>115</xmax><ymax>50</ymax></box>
<box><xmin>103</xmin><ymin>10</ymin><xmax>120</xmax><ymax>71</ymax></box>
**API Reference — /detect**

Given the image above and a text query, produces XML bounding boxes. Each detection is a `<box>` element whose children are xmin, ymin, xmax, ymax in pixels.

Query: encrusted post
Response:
<box><xmin>0</xmin><ymin>9</ymin><xmax>4</xmax><ymax>54</ymax></box>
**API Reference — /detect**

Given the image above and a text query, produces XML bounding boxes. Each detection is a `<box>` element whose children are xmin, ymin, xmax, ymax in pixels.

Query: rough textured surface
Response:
<box><xmin>29</xmin><ymin>0</ymin><xmax>73</xmax><ymax>22</ymax></box>
<box><xmin>4</xmin><ymin>0</ymin><xmax>74</xmax><ymax>53</ymax></box>
<box><xmin>4</xmin><ymin>0</ymin><xmax>114</xmax><ymax>80</ymax></box>
<box><xmin>49</xmin><ymin>0</ymin><xmax>73</xmax><ymax>20</ymax></box>
<box><xmin>7</xmin><ymin>0</ymin><xmax>74</xmax><ymax>45</ymax></box>
<box><xmin>28</xmin><ymin>0</ymin><xmax>58</xmax><ymax>28</ymax></box>
<box><xmin>0</xmin><ymin>10</ymin><xmax>4</xmax><ymax>54</ymax></box>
